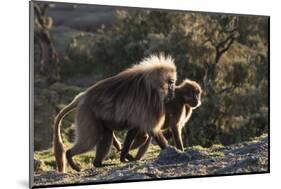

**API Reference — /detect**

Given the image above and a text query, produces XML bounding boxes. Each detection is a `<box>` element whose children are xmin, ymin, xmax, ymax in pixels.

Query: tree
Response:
<box><xmin>34</xmin><ymin>2</ymin><xmax>60</xmax><ymax>83</ymax></box>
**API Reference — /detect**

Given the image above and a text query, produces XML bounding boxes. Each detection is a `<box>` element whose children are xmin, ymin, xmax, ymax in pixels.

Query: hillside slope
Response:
<box><xmin>33</xmin><ymin>134</ymin><xmax>268</xmax><ymax>187</ymax></box>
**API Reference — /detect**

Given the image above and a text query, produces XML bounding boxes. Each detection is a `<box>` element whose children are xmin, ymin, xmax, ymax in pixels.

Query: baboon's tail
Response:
<box><xmin>53</xmin><ymin>92</ymin><xmax>85</xmax><ymax>173</ymax></box>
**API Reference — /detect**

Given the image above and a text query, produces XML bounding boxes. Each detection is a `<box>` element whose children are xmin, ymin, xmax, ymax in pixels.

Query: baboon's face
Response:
<box><xmin>156</xmin><ymin>69</ymin><xmax>177</xmax><ymax>101</ymax></box>
<box><xmin>182</xmin><ymin>83</ymin><xmax>202</xmax><ymax>108</ymax></box>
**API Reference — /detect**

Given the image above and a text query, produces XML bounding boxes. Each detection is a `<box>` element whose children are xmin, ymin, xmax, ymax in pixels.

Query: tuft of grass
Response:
<box><xmin>209</xmin><ymin>151</ymin><xmax>225</xmax><ymax>157</ymax></box>
<box><xmin>190</xmin><ymin>145</ymin><xmax>208</xmax><ymax>151</ymax></box>
<box><xmin>34</xmin><ymin>149</ymin><xmax>56</xmax><ymax>173</ymax></box>
<box><xmin>107</xmin><ymin>148</ymin><xmax>120</xmax><ymax>160</ymax></box>
<box><xmin>210</xmin><ymin>144</ymin><xmax>224</xmax><ymax>151</ymax></box>
<box><xmin>249</xmin><ymin>133</ymin><xmax>268</xmax><ymax>143</ymax></box>
<box><xmin>188</xmin><ymin>144</ymin><xmax>225</xmax><ymax>157</ymax></box>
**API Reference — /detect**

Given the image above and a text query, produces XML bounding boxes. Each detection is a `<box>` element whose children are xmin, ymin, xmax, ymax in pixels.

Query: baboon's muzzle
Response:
<box><xmin>166</xmin><ymin>84</ymin><xmax>175</xmax><ymax>101</ymax></box>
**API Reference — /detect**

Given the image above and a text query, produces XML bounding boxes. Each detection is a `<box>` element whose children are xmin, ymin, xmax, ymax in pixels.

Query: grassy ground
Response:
<box><xmin>33</xmin><ymin>134</ymin><xmax>268</xmax><ymax>187</ymax></box>
<box><xmin>34</xmin><ymin>141</ymin><xmax>162</xmax><ymax>174</ymax></box>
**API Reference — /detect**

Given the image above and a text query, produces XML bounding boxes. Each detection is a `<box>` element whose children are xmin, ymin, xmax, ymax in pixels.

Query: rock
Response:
<box><xmin>230</xmin><ymin>137</ymin><xmax>268</xmax><ymax>155</ymax></box>
<box><xmin>108</xmin><ymin>173</ymin><xmax>150</xmax><ymax>181</ymax></box>
<box><xmin>33</xmin><ymin>171</ymin><xmax>68</xmax><ymax>186</ymax></box>
<box><xmin>156</xmin><ymin>146</ymin><xmax>191</xmax><ymax>164</ymax></box>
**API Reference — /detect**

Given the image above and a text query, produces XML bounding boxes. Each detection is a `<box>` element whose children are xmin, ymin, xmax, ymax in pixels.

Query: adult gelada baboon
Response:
<box><xmin>53</xmin><ymin>55</ymin><xmax>177</xmax><ymax>173</ymax></box>
<box><xmin>118</xmin><ymin>79</ymin><xmax>202</xmax><ymax>161</ymax></box>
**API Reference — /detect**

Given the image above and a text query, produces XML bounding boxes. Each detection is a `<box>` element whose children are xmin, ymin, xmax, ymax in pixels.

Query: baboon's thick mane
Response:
<box><xmin>129</xmin><ymin>54</ymin><xmax>176</xmax><ymax>71</ymax></box>
<box><xmin>83</xmin><ymin>54</ymin><xmax>176</xmax><ymax>132</ymax></box>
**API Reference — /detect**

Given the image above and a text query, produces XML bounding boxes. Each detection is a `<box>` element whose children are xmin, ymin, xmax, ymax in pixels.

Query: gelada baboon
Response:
<box><xmin>53</xmin><ymin>55</ymin><xmax>177</xmax><ymax>173</ymax></box>
<box><xmin>118</xmin><ymin>79</ymin><xmax>202</xmax><ymax>161</ymax></box>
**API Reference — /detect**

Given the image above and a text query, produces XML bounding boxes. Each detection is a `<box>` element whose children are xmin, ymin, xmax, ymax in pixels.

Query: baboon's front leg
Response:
<box><xmin>171</xmin><ymin>126</ymin><xmax>184</xmax><ymax>151</ymax></box>
<box><xmin>134</xmin><ymin>135</ymin><xmax>152</xmax><ymax>160</ymax></box>
<box><xmin>120</xmin><ymin>128</ymin><xmax>139</xmax><ymax>162</ymax></box>
<box><xmin>152</xmin><ymin>131</ymin><xmax>168</xmax><ymax>150</ymax></box>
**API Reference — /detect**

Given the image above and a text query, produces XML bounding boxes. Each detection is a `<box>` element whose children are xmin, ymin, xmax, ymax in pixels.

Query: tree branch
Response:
<box><xmin>217</xmin><ymin>85</ymin><xmax>238</xmax><ymax>95</ymax></box>
<box><xmin>215</xmin><ymin>30</ymin><xmax>237</xmax><ymax>64</ymax></box>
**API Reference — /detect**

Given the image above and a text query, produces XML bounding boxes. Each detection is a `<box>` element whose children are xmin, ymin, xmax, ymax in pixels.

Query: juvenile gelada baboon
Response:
<box><xmin>118</xmin><ymin>79</ymin><xmax>202</xmax><ymax>161</ymax></box>
<box><xmin>53</xmin><ymin>55</ymin><xmax>177</xmax><ymax>173</ymax></box>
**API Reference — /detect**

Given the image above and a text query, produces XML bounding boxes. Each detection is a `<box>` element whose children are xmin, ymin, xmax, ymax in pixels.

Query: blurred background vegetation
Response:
<box><xmin>33</xmin><ymin>2</ymin><xmax>268</xmax><ymax>153</ymax></box>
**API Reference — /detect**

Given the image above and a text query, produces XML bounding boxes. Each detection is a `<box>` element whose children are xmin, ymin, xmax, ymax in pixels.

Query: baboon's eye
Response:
<box><xmin>193</xmin><ymin>92</ymin><xmax>199</xmax><ymax>100</ymax></box>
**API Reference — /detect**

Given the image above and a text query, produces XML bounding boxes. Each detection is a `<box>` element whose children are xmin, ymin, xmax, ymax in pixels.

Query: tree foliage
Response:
<box><xmin>74</xmin><ymin>10</ymin><xmax>268</xmax><ymax>147</ymax></box>
<box><xmin>36</xmin><ymin>6</ymin><xmax>269</xmax><ymax>149</ymax></box>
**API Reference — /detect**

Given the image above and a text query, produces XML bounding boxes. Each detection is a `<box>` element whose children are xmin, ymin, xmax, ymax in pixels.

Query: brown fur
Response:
<box><xmin>53</xmin><ymin>55</ymin><xmax>177</xmax><ymax>172</ymax></box>
<box><xmin>53</xmin><ymin>92</ymin><xmax>85</xmax><ymax>172</ymax></box>
<box><xmin>53</xmin><ymin>92</ymin><xmax>122</xmax><ymax>172</ymax></box>
<box><xmin>163</xmin><ymin>79</ymin><xmax>202</xmax><ymax>150</ymax></box>
<box><xmin>118</xmin><ymin>79</ymin><xmax>202</xmax><ymax>161</ymax></box>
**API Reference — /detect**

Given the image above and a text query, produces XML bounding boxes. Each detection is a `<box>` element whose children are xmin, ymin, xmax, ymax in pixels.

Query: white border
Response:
<box><xmin>1</xmin><ymin>0</ymin><xmax>279</xmax><ymax>189</ymax></box>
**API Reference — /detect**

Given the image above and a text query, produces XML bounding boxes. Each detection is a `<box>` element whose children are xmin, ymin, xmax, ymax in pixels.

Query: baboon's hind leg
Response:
<box><xmin>66</xmin><ymin>115</ymin><xmax>100</xmax><ymax>172</ymax></box>
<box><xmin>66</xmin><ymin>136</ymin><xmax>98</xmax><ymax>172</ymax></box>
<box><xmin>93</xmin><ymin>128</ymin><xmax>113</xmax><ymax>167</ymax></box>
